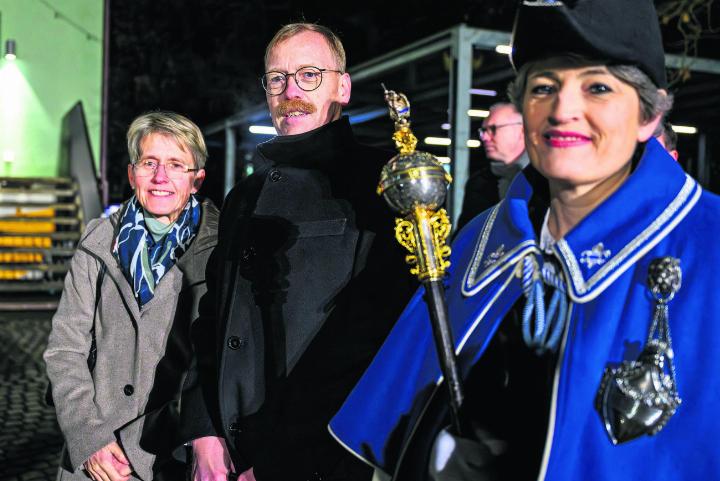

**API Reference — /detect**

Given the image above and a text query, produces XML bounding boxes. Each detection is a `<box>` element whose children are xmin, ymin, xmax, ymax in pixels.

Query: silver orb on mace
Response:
<box><xmin>377</xmin><ymin>85</ymin><xmax>465</xmax><ymax>435</ymax></box>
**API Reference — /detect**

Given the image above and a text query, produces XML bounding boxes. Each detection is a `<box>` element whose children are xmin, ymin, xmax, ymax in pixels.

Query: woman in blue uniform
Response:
<box><xmin>329</xmin><ymin>1</ymin><xmax>720</xmax><ymax>480</ymax></box>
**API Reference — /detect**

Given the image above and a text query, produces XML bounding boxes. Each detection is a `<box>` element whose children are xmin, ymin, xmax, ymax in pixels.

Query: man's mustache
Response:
<box><xmin>276</xmin><ymin>99</ymin><xmax>316</xmax><ymax>116</ymax></box>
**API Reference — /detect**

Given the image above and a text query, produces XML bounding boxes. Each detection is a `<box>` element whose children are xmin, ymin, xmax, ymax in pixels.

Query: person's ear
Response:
<box><xmin>127</xmin><ymin>164</ymin><xmax>136</xmax><ymax>190</ymax></box>
<box><xmin>338</xmin><ymin>72</ymin><xmax>352</xmax><ymax>106</ymax></box>
<box><xmin>637</xmin><ymin>91</ymin><xmax>666</xmax><ymax>142</ymax></box>
<box><xmin>192</xmin><ymin>169</ymin><xmax>206</xmax><ymax>194</ymax></box>
<box><xmin>638</xmin><ymin>113</ymin><xmax>663</xmax><ymax>142</ymax></box>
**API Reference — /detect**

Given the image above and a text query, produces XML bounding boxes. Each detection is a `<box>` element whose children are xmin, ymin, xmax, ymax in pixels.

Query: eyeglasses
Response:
<box><xmin>133</xmin><ymin>159</ymin><xmax>199</xmax><ymax>179</ymax></box>
<box><xmin>478</xmin><ymin>122</ymin><xmax>523</xmax><ymax>137</ymax></box>
<box><xmin>261</xmin><ymin>66</ymin><xmax>343</xmax><ymax>96</ymax></box>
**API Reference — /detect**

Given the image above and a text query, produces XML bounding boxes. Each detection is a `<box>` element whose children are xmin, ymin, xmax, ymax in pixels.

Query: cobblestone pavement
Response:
<box><xmin>0</xmin><ymin>311</ymin><xmax>63</xmax><ymax>481</ymax></box>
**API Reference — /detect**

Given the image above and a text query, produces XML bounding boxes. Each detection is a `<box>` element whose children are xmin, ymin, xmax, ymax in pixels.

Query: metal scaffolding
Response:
<box><xmin>206</xmin><ymin>24</ymin><xmax>720</xmax><ymax>223</ymax></box>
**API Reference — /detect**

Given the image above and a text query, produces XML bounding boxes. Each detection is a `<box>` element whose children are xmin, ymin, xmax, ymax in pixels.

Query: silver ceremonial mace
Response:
<box><xmin>377</xmin><ymin>85</ymin><xmax>465</xmax><ymax>435</ymax></box>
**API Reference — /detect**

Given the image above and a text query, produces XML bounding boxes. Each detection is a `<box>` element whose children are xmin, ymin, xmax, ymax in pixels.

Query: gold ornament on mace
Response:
<box><xmin>377</xmin><ymin>85</ymin><xmax>453</xmax><ymax>282</ymax></box>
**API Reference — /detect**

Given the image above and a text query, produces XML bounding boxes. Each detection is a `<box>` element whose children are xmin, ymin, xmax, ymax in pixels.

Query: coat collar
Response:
<box><xmin>86</xmin><ymin>197</ymin><xmax>218</xmax><ymax>260</ymax></box>
<box><xmin>462</xmin><ymin>138</ymin><xmax>701</xmax><ymax>302</ymax></box>
<box><xmin>78</xmin><ymin>198</ymin><xmax>218</xmax><ymax>320</ymax></box>
<box><xmin>256</xmin><ymin>116</ymin><xmax>358</xmax><ymax>172</ymax></box>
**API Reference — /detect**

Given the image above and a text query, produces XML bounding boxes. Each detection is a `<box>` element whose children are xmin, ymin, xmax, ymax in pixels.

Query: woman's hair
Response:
<box><xmin>507</xmin><ymin>55</ymin><xmax>673</xmax><ymax>124</ymax></box>
<box><xmin>127</xmin><ymin>111</ymin><xmax>208</xmax><ymax>169</ymax></box>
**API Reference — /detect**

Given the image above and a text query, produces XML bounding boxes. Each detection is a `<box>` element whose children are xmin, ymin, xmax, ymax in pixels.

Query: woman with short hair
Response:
<box><xmin>330</xmin><ymin>1</ymin><xmax>720</xmax><ymax>480</ymax></box>
<box><xmin>45</xmin><ymin>111</ymin><xmax>218</xmax><ymax>481</ymax></box>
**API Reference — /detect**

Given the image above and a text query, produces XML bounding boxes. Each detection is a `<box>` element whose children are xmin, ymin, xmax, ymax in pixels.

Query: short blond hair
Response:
<box><xmin>127</xmin><ymin>111</ymin><xmax>208</xmax><ymax>168</ymax></box>
<box><xmin>264</xmin><ymin>23</ymin><xmax>346</xmax><ymax>72</ymax></box>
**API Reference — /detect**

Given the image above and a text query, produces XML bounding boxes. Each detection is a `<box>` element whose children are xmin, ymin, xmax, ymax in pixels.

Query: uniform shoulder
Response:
<box><xmin>688</xmin><ymin>188</ymin><xmax>720</xmax><ymax>229</ymax></box>
<box><xmin>453</xmin><ymin>204</ymin><xmax>497</xmax><ymax>245</ymax></box>
<box><xmin>699</xmin><ymin>188</ymin><xmax>720</xmax><ymax>209</ymax></box>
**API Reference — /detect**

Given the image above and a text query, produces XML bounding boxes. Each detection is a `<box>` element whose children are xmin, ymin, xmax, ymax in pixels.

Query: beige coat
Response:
<box><xmin>44</xmin><ymin>200</ymin><xmax>218</xmax><ymax>480</ymax></box>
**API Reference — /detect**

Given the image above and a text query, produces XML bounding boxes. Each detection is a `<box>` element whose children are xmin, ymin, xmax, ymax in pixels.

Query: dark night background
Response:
<box><xmin>106</xmin><ymin>0</ymin><xmax>720</xmax><ymax>205</ymax></box>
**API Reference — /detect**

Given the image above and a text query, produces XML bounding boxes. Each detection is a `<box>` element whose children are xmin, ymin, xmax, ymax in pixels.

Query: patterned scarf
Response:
<box><xmin>113</xmin><ymin>195</ymin><xmax>201</xmax><ymax>307</ymax></box>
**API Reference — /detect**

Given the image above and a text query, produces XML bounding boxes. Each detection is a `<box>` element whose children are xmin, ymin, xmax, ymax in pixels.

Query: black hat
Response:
<box><xmin>510</xmin><ymin>0</ymin><xmax>667</xmax><ymax>88</ymax></box>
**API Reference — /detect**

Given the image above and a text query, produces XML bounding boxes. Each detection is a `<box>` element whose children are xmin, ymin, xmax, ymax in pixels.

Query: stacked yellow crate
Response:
<box><xmin>0</xmin><ymin>177</ymin><xmax>82</xmax><ymax>300</ymax></box>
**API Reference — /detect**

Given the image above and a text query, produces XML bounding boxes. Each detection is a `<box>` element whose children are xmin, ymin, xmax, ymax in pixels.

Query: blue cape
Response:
<box><xmin>330</xmin><ymin>139</ymin><xmax>720</xmax><ymax>480</ymax></box>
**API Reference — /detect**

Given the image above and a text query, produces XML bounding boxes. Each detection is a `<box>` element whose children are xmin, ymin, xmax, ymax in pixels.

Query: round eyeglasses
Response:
<box><xmin>261</xmin><ymin>66</ymin><xmax>343</xmax><ymax>96</ymax></box>
<box><xmin>133</xmin><ymin>159</ymin><xmax>199</xmax><ymax>179</ymax></box>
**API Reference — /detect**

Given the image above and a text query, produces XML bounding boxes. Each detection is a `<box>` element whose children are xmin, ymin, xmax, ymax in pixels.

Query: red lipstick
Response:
<box><xmin>543</xmin><ymin>130</ymin><xmax>591</xmax><ymax>148</ymax></box>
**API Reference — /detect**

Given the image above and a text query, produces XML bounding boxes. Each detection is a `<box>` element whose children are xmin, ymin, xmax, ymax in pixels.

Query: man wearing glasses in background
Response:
<box><xmin>179</xmin><ymin>23</ymin><xmax>415</xmax><ymax>481</ymax></box>
<box><xmin>457</xmin><ymin>102</ymin><xmax>529</xmax><ymax>230</ymax></box>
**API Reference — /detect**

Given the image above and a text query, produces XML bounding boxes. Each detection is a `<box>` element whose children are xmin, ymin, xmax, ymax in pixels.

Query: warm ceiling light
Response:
<box><xmin>670</xmin><ymin>124</ymin><xmax>697</xmax><ymax>135</ymax></box>
<box><xmin>436</xmin><ymin>156</ymin><xmax>451</xmax><ymax>164</ymax></box>
<box><xmin>495</xmin><ymin>44</ymin><xmax>512</xmax><ymax>55</ymax></box>
<box><xmin>4</xmin><ymin>39</ymin><xmax>16</xmax><ymax>61</ymax></box>
<box><xmin>248</xmin><ymin>125</ymin><xmax>277</xmax><ymax>135</ymax></box>
<box><xmin>468</xmin><ymin>109</ymin><xmax>490</xmax><ymax>118</ymax></box>
<box><xmin>467</xmin><ymin>140</ymin><xmax>481</xmax><ymax>148</ymax></box>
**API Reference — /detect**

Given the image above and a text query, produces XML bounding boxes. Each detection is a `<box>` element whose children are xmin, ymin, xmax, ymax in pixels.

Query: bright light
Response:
<box><xmin>468</xmin><ymin>109</ymin><xmax>489</xmax><ymax>118</ymax></box>
<box><xmin>495</xmin><ymin>45</ymin><xmax>512</xmax><ymax>55</ymax></box>
<box><xmin>0</xmin><ymin>62</ymin><xmax>34</xmax><ymax>176</ymax></box>
<box><xmin>248</xmin><ymin>125</ymin><xmax>277</xmax><ymax>135</ymax></box>
<box><xmin>441</xmin><ymin>123</ymin><xmax>451</xmax><ymax>130</ymax></box>
<box><xmin>424</xmin><ymin>138</ymin><xmax>480</xmax><ymax>148</ymax></box>
<box><xmin>670</xmin><ymin>124</ymin><xmax>697</xmax><ymax>135</ymax></box>
<box><xmin>4</xmin><ymin>40</ymin><xmax>16</xmax><ymax>61</ymax></box>
<box><xmin>469</xmin><ymin>88</ymin><xmax>497</xmax><ymax>96</ymax></box>
<box><xmin>425</xmin><ymin>137</ymin><xmax>451</xmax><ymax>146</ymax></box>
<box><xmin>436</xmin><ymin>157</ymin><xmax>451</xmax><ymax>164</ymax></box>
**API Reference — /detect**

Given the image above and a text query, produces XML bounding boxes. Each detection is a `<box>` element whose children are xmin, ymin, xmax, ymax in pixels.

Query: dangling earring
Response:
<box><xmin>596</xmin><ymin>257</ymin><xmax>682</xmax><ymax>445</ymax></box>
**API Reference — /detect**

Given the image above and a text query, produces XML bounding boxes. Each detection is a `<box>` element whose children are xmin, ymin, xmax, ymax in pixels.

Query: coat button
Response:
<box><xmin>228</xmin><ymin>422</ymin><xmax>241</xmax><ymax>433</ymax></box>
<box><xmin>268</xmin><ymin>169</ymin><xmax>282</xmax><ymax>182</ymax></box>
<box><xmin>241</xmin><ymin>246</ymin><xmax>256</xmax><ymax>262</ymax></box>
<box><xmin>227</xmin><ymin>336</ymin><xmax>246</xmax><ymax>350</ymax></box>
<box><xmin>123</xmin><ymin>384</ymin><xmax>134</xmax><ymax>396</ymax></box>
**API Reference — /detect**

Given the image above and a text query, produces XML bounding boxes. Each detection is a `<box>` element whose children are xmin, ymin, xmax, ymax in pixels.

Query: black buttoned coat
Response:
<box><xmin>180</xmin><ymin>118</ymin><xmax>416</xmax><ymax>480</ymax></box>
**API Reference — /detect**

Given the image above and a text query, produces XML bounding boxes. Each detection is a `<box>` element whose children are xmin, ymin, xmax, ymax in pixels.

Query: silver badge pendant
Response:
<box><xmin>596</xmin><ymin>257</ymin><xmax>682</xmax><ymax>445</ymax></box>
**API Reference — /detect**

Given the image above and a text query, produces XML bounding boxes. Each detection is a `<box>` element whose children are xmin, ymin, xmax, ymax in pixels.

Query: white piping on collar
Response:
<box><xmin>462</xmin><ymin>201</ymin><xmax>540</xmax><ymax>297</ymax></box>
<box><xmin>457</xmin><ymin>263</ymin><xmax>520</xmax><ymax>353</ymax></box>
<box><xmin>463</xmin><ymin>241</ymin><xmax>538</xmax><ymax>297</ymax></box>
<box><xmin>556</xmin><ymin>176</ymin><xmax>701</xmax><ymax>303</ymax></box>
<box><xmin>464</xmin><ymin>203</ymin><xmax>502</xmax><ymax>288</ymax></box>
<box><xmin>463</xmin><ymin>175</ymin><xmax>701</xmax><ymax>303</ymax></box>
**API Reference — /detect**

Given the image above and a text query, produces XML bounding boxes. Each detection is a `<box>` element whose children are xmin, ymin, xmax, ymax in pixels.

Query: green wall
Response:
<box><xmin>0</xmin><ymin>0</ymin><xmax>102</xmax><ymax>178</ymax></box>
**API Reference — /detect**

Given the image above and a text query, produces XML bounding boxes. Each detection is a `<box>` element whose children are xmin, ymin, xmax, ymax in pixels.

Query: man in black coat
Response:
<box><xmin>456</xmin><ymin>103</ymin><xmax>528</xmax><ymax>230</ymax></box>
<box><xmin>179</xmin><ymin>23</ymin><xmax>415</xmax><ymax>481</ymax></box>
